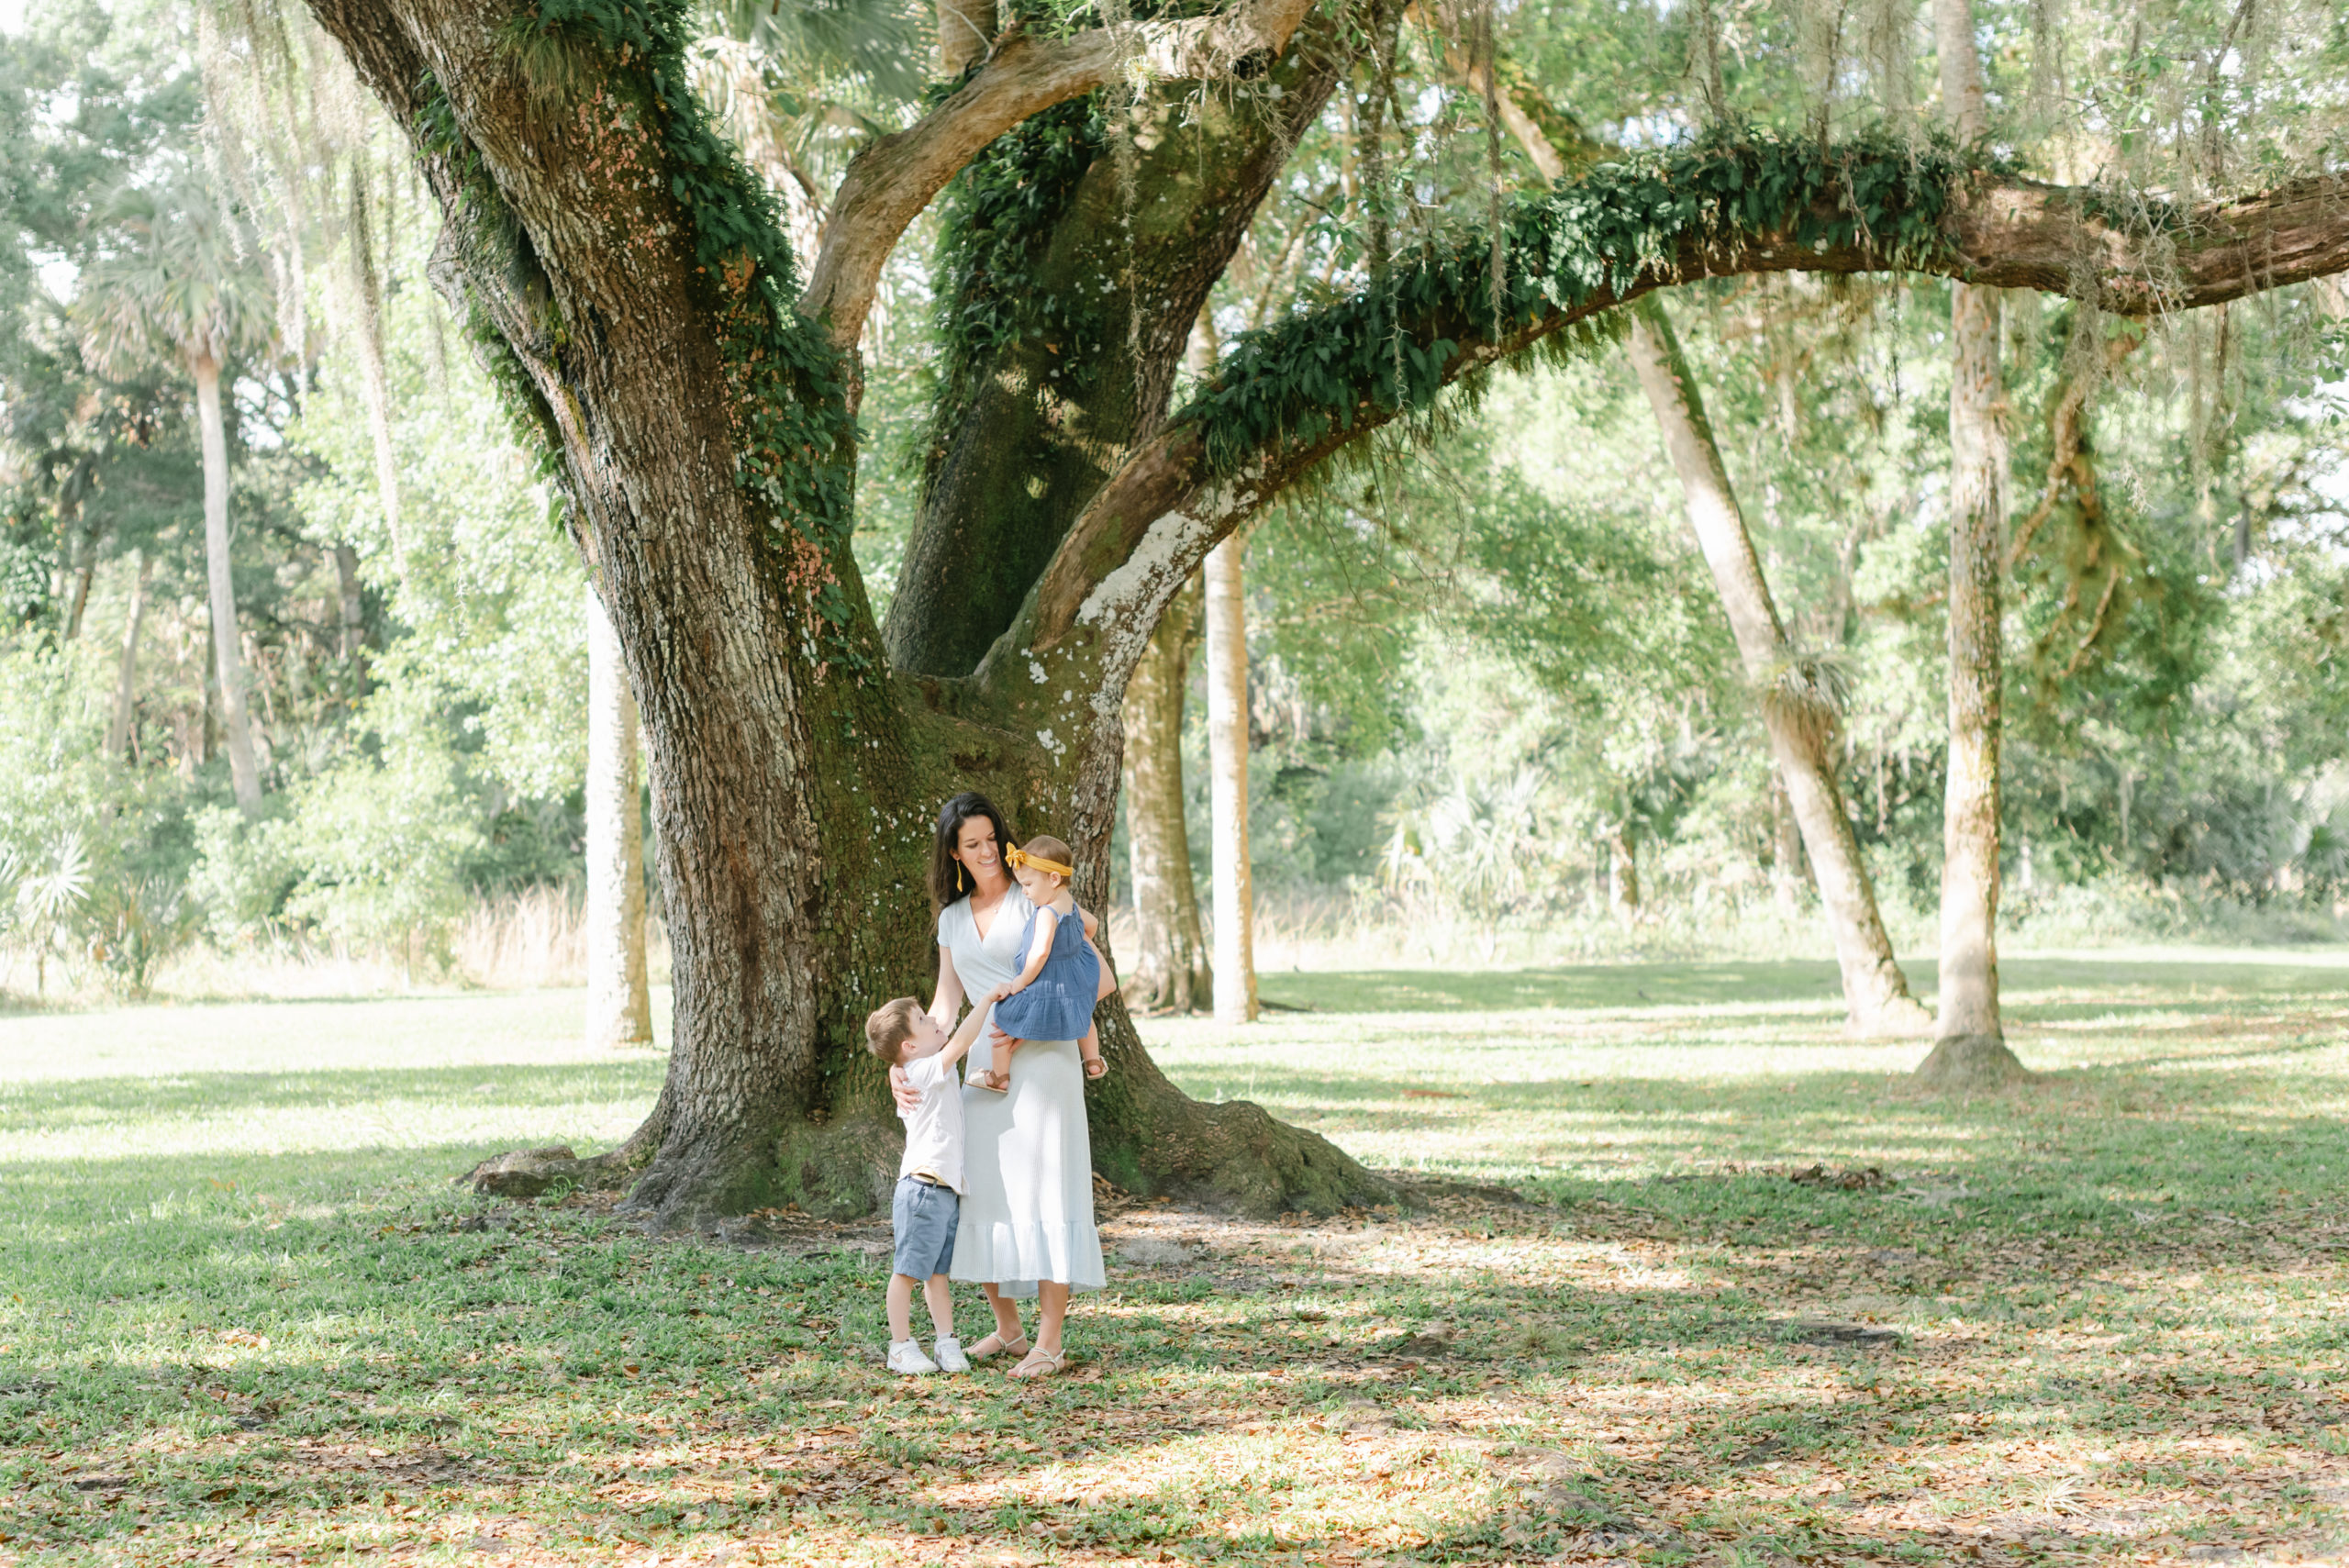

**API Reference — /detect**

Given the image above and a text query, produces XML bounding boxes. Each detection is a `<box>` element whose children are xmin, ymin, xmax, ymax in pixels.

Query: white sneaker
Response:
<box><xmin>887</xmin><ymin>1339</ymin><xmax>937</xmax><ymax>1374</ymax></box>
<box><xmin>932</xmin><ymin>1336</ymin><xmax>970</xmax><ymax>1373</ymax></box>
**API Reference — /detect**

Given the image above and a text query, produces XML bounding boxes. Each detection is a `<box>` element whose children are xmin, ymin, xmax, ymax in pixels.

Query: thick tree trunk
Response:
<box><xmin>1621</xmin><ymin>299</ymin><xmax>1932</xmax><ymax>1036</ymax></box>
<box><xmin>585</xmin><ymin>585</ymin><xmax>653</xmax><ymax>1050</ymax></box>
<box><xmin>883</xmin><ymin>13</ymin><xmax>1350</xmax><ymax>677</ymax></box>
<box><xmin>1920</xmin><ymin>0</ymin><xmax>2029</xmax><ymax>1086</ymax></box>
<box><xmin>306</xmin><ymin>0</ymin><xmax>1385</xmax><ymax>1229</ymax></box>
<box><xmin>1205</xmin><ymin>530</ymin><xmax>1258</xmax><ymax>1024</ymax></box>
<box><xmin>106</xmin><ymin>550</ymin><xmax>153</xmax><ymax>759</ymax></box>
<box><xmin>194</xmin><ymin>353</ymin><xmax>263</xmax><ymax>818</ymax></box>
<box><xmin>1121</xmin><ymin>571</ymin><xmax>1211</xmax><ymax>1013</ymax></box>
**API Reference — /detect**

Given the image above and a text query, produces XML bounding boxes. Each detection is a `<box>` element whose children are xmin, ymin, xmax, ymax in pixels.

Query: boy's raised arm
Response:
<box><xmin>937</xmin><ymin>1001</ymin><xmax>993</xmax><ymax>1069</ymax></box>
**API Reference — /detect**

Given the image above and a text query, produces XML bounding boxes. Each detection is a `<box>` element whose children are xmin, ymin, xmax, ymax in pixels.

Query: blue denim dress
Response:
<box><xmin>991</xmin><ymin>903</ymin><xmax>1100</xmax><ymax>1041</ymax></box>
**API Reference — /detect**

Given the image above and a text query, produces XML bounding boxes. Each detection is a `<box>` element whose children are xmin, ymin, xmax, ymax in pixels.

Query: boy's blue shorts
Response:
<box><xmin>891</xmin><ymin>1173</ymin><xmax>960</xmax><ymax>1279</ymax></box>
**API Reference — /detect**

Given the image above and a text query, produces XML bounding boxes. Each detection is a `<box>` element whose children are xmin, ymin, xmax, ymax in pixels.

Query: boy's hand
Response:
<box><xmin>888</xmin><ymin>1063</ymin><xmax>918</xmax><ymax>1111</ymax></box>
<box><xmin>987</xmin><ymin>983</ymin><xmax>1015</xmax><ymax>1003</ymax></box>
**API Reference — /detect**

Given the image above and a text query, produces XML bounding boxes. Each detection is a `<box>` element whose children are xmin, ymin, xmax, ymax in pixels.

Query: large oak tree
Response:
<box><xmin>301</xmin><ymin>0</ymin><xmax>2349</xmax><ymax>1228</ymax></box>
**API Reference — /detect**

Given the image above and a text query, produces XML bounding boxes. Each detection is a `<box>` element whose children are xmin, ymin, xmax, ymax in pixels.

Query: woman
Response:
<box><xmin>915</xmin><ymin>792</ymin><xmax>1105</xmax><ymax>1378</ymax></box>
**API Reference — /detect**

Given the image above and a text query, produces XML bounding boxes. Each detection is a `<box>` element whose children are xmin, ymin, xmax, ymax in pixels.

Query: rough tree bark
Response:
<box><xmin>107</xmin><ymin>549</ymin><xmax>154</xmax><ymax>759</ymax></box>
<box><xmin>1206</xmin><ymin>528</ymin><xmax>1259</xmax><ymax>1025</ymax></box>
<box><xmin>194</xmin><ymin>353</ymin><xmax>262</xmax><ymax>817</ymax></box>
<box><xmin>1121</xmin><ymin>571</ymin><xmax>1212</xmax><ymax>1014</ymax></box>
<box><xmin>585</xmin><ymin>584</ymin><xmax>653</xmax><ymax>1050</ymax></box>
<box><xmin>1919</xmin><ymin>0</ymin><xmax>2030</xmax><ymax>1086</ymax></box>
<box><xmin>1621</xmin><ymin>299</ymin><xmax>1933</xmax><ymax>1036</ymax></box>
<box><xmin>305</xmin><ymin>0</ymin><xmax>2349</xmax><ymax>1224</ymax></box>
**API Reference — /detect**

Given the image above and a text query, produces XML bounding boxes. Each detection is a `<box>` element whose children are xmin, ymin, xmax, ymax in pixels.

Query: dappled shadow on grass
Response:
<box><xmin>11</xmin><ymin>1128</ymin><xmax>2349</xmax><ymax>1563</ymax></box>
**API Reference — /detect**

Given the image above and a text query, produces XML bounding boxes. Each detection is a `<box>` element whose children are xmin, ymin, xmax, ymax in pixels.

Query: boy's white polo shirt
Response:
<box><xmin>897</xmin><ymin>1051</ymin><xmax>966</xmax><ymax>1195</ymax></box>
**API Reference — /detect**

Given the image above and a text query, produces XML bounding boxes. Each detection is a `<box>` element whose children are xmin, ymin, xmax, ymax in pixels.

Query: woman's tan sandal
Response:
<box><xmin>1082</xmin><ymin>1057</ymin><xmax>1108</xmax><ymax>1080</ymax></box>
<box><xmin>966</xmin><ymin>1331</ymin><xmax>1030</xmax><ymax>1362</ymax></box>
<box><xmin>1008</xmin><ymin>1346</ymin><xmax>1067</xmax><ymax>1379</ymax></box>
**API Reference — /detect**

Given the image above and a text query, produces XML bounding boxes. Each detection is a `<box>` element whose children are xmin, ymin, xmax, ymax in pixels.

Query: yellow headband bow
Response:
<box><xmin>1005</xmin><ymin>845</ymin><xmax>1074</xmax><ymax>878</ymax></box>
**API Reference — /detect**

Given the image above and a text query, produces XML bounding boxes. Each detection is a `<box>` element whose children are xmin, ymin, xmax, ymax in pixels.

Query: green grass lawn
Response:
<box><xmin>4</xmin><ymin>951</ymin><xmax>2349</xmax><ymax>1566</ymax></box>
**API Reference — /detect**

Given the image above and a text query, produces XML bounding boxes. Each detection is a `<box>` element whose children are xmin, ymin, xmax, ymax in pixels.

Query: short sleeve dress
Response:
<box><xmin>937</xmin><ymin>884</ymin><xmax>1106</xmax><ymax>1299</ymax></box>
<box><xmin>990</xmin><ymin>901</ymin><xmax>1102</xmax><ymax>1043</ymax></box>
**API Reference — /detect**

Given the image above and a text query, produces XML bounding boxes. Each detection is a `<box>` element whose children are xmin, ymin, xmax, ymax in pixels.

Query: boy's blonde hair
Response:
<box><xmin>1015</xmin><ymin>835</ymin><xmax>1073</xmax><ymax>882</ymax></box>
<box><xmin>864</xmin><ymin>996</ymin><xmax>925</xmax><ymax>1062</ymax></box>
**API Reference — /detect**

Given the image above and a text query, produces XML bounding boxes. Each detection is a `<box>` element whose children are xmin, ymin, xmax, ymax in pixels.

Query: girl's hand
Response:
<box><xmin>889</xmin><ymin>1063</ymin><xmax>919</xmax><ymax>1111</ymax></box>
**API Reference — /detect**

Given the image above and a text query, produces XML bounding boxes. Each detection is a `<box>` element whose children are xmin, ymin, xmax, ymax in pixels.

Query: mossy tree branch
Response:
<box><xmin>985</xmin><ymin>140</ymin><xmax>2349</xmax><ymax>718</ymax></box>
<box><xmin>799</xmin><ymin>0</ymin><xmax>1320</xmax><ymax>352</ymax></box>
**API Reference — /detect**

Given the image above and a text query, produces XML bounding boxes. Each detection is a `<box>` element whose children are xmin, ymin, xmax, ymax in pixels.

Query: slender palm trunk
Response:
<box><xmin>1920</xmin><ymin>0</ymin><xmax>2029</xmax><ymax>1084</ymax></box>
<box><xmin>1121</xmin><ymin>572</ymin><xmax>1211</xmax><ymax>1013</ymax></box>
<box><xmin>1205</xmin><ymin>532</ymin><xmax>1257</xmax><ymax>1025</ymax></box>
<box><xmin>348</xmin><ymin>176</ymin><xmax>406</xmax><ymax>573</ymax></box>
<box><xmin>333</xmin><ymin>542</ymin><xmax>367</xmax><ymax>662</ymax></box>
<box><xmin>1608</xmin><ymin>826</ymin><xmax>1641</xmax><ymax>921</ymax></box>
<box><xmin>1621</xmin><ymin>299</ymin><xmax>1932</xmax><ymax>1035</ymax></box>
<box><xmin>585</xmin><ymin>585</ymin><xmax>654</xmax><ymax>1049</ymax></box>
<box><xmin>106</xmin><ymin>550</ymin><xmax>154</xmax><ymax>759</ymax></box>
<box><xmin>61</xmin><ymin>529</ymin><xmax>95</xmax><ymax>641</ymax></box>
<box><xmin>194</xmin><ymin>353</ymin><xmax>263</xmax><ymax>817</ymax></box>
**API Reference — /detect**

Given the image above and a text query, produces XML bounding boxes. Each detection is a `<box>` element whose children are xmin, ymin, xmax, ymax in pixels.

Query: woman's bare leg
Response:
<box><xmin>972</xmin><ymin>1283</ymin><xmax>1025</xmax><ymax>1353</ymax></box>
<box><xmin>1032</xmin><ymin>1280</ymin><xmax>1069</xmax><ymax>1355</ymax></box>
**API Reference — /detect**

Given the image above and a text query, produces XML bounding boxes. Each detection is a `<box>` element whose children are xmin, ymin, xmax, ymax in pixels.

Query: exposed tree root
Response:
<box><xmin>1911</xmin><ymin>1031</ymin><xmax>2033</xmax><ymax>1089</ymax></box>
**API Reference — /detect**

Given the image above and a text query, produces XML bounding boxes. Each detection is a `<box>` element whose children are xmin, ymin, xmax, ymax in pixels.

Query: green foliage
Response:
<box><xmin>84</xmin><ymin>873</ymin><xmax>199</xmax><ymax>998</ymax></box>
<box><xmin>1187</xmin><ymin>129</ymin><xmax>1970</xmax><ymax>475</ymax></box>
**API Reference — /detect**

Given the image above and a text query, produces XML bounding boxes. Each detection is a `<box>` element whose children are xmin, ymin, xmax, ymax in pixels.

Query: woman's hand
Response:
<box><xmin>889</xmin><ymin>1063</ymin><xmax>919</xmax><ymax>1111</ymax></box>
<box><xmin>988</xmin><ymin>1024</ymin><xmax>1023</xmax><ymax>1051</ymax></box>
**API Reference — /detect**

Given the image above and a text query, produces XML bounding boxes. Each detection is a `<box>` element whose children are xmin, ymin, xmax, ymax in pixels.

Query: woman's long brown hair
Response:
<box><xmin>929</xmin><ymin>792</ymin><xmax>1016</xmax><ymax>912</ymax></box>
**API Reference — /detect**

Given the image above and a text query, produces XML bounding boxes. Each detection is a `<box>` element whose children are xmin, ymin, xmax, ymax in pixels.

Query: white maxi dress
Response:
<box><xmin>940</xmin><ymin>884</ymin><xmax>1106</xmax><ymax>1299</ymax></box>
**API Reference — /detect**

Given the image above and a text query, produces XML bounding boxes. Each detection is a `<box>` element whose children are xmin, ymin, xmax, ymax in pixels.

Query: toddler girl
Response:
<box><xmin>977</xmin><ymin>836</ymin><xmax>1111</xmax><ymax>1091</ymax></box>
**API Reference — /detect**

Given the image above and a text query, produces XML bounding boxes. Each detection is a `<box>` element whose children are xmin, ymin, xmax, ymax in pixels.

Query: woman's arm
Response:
<box><xmin>929</xmin><ymin>943</ymin><xmax>967</xmax><ymax>1028</ymax></box>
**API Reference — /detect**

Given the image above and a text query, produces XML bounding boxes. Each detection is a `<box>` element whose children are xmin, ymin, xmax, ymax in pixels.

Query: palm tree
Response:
<box><xmin>75</xmin><ymin>174</ymin><xmax>274</xmax><ymax>818</ymax></box>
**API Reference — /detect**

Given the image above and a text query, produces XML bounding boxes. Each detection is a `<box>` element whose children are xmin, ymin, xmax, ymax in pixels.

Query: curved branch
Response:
<box><xmin>979</xmin><ymin>161</ymin><xmax>2349</xmax><ymax>706</ymax></box>
<box><xmin>798</xmin><ymin>0</ymin><xmax>1316</xmax><ymax>350</ymax></box>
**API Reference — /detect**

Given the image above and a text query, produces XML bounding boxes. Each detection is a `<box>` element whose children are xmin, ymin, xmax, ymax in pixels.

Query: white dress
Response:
<box><xmin>939</xmin><ymin>884</ymin><xmax>1106</xmax><ymax>1299</ymax></box>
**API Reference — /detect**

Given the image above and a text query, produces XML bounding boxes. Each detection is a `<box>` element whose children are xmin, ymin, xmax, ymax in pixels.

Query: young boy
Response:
<box><xmin>864</xmin><ymin>995</ymin><xmax>988</xmax><ymax>1374</ymax></box>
